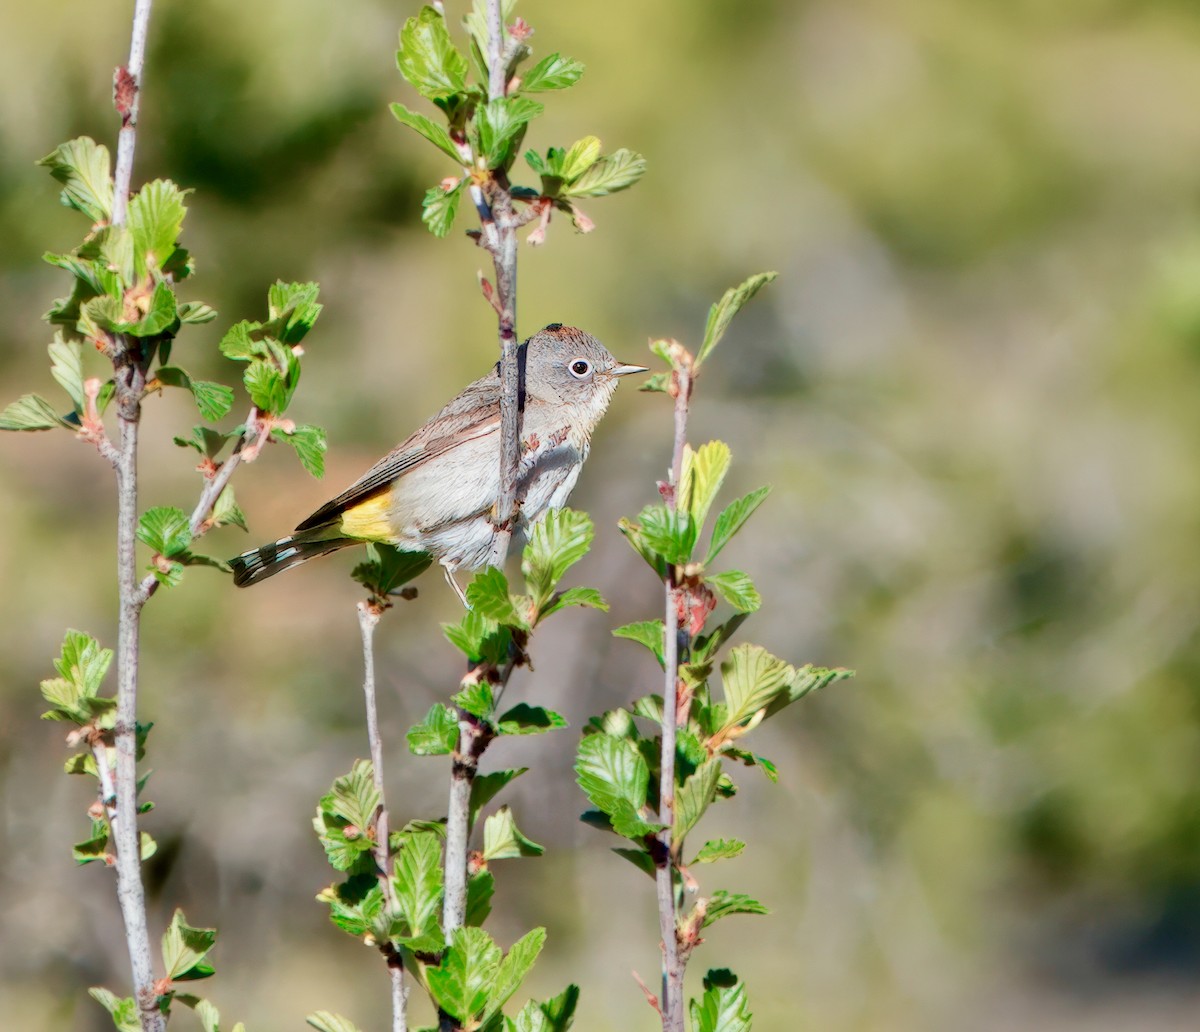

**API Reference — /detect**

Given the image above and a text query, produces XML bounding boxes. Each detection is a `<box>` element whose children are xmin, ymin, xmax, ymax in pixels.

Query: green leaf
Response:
<box><xmin>481</xmin><ymin>805</ymin><xmax>544</xmax><ymax>860</ymax></box>
<box><xmin>397</xmin><ymin>6</ymin><xmax>469</xmax><ymax>100</ymax></box>
<box><xmin>155</xmin><ymin>367</ymin><xmax>234</xmax><ymax>422</ymax></box>
<box><xmin>128</xmin><ymin>179</ymin><xmax>188</xmax><ymax>275</ymax></box>
<box><xmin>718</xmin><ymin>644</ymin><xmax>794</xmax><ymax>731</ymax></box>
<box><xmin>575</xmin><ymin>733</ymin><xmax>662</xmax><ymax>841</ymax></box>
<box><xmin>266</xmin><ymin>281</ymin><xmax>323</xmax><ymax>344</ymax></box>
<box><xmin>706</xmin><ymin>487</ymin><xmax>771</xmax><ymax>564</ymax></box>
<box><xmin>706</xmin><ymin>571</ymin><xmax>762</xmax><ymax>614</ymax></box>
<box><xmin>275</xmin><ymin>424</ymin><xmax>327</xmax><ymax>478</ymax></box>
<box><xmin>454</xmin><ymin>682</ymin><xmax>495</xmax><ymax>720</ymax></box>
<box><xmin>0</xmin><ymin>393</ymin><xmax>74</xmax><ymax>431</ymax></box>
<box><xmin>692</xmin><ymin>838</ymin><xmax>746</xmax><ymax>865</ymax></box>
<box><xmin>49</xmin><ymin>334</ymin><xmax>85</xmax><ymax>413</ymax></box>
<box><xmin>613</xmin><ymin>620</ymin><xmax>665</xmax><ymax>667</ymax></box>
<box><xmin>512</xmin><ymin>985</ymin><xmax>580</xmax><ymax>1032</ymax></box>
<box><xmin>476</xmin><ymin>97</ymin><xmax>544</xmax><ymax>170</ymax></box>
<box><xmin>761</xmin><ymin>664</ymin><xmax>855</xmax><ymax>721</ymax></box>
<box><xmin>469</xmin><ymin>767</ymin><xmax>527</xmax><ymax>827</ymax></box>
<box><xmin>465</xmin><ymin>566</ymin><xmax>522</xmax><ymax>625</ymax></box>
<box><xmin>522</xmin><ymin>508</ymin><xmax>594</xmax><ymax>608</ymax></box>
<box><xmin>218</xmin><ymin>320</ymin><xmax>263</xmax><ymax>361</ymax></box>
<box><xmin>116</xmin><ymin>279</ymin><xmax>178</xmax><ymax>336</ymax></box>
<box><xmin>41</xmin><ymin>629</ymin><xmax>113</xmax><ymax>726</ymax></box>
<box><xmin>326</xmin><ymin>760</ymin><xmax>381</xmax><ymax>831</ymax></box>
<box><xmin>466</xmin><ymin>869</ymin><xmax>495</xmax><ymax>928</ymax></box>
<box><xmin>178</xmin><ymin>301</ymin><xmax>217</xmax><ymax>324</ymax></box>
<box><xmin>561</xmin><ymin>148</ymin><xmax>646</xmax><ymax>198</ymax></box>
<box><xmin>88</xmin><ymin>987</ymin><xmax>141</xmax><ymax>1032</ymax></box>
<box><xmin>244</xmin><ymin>359</ymin><xmax>287</xmax><ymax>413</ymax></box>
<box><xmin>408</xmin><ymin>704</ymin><xmax>459</xmax><ymax>755</ymax></box>
<box><xmin>637</xmin><ymin>504</ymin><xmax>697</xmax><ymax>566</ymax></box>
<box><xmin>482</xmin><ymin>927</ymin><xmax>546</xmax><ymax>1022</ymax></box>
<box><xmin>160</xmin><ymin>909</ymin><xmax>217</xmax><ymax>981</ymax></box>
<box><xmin>390</xmin><ymin>102</ymin><xmax>463</xmax><ymax>161</ymax></box>
<box><xmin>316</xmin><ymin>872</ymin><xmax>382</xmax><ymax>936</ymax></box>
<box><xmin>675</xmin><ymin>760</ymin><xmax>722</xmax><ymax>847</ymax></box>
<box><xmin>638</xmin><ymin>371</ymin><xmax>670</xmax><ymax>394</ymax></box>
<box><xmin>73</xmin><ymin>832</ymin><xmax>110</xmax><ymax>864</ymax></box>
<box><xmin>393</xmin><ymin>829</ymin><xmax>444</xmax><ymax>943</ymax></box>
<box><xmin>697</xmin><ymin>272</ymin><xmax>778</xmax><ymax>367</ymax></box>
<box><xmin>679</xmin><ymin>441</ymin><xmax>731</xmax><ymax>531</ymax></box>
<box><xmin>137</xmin><ymin>506</ymin><xmax>192</xmax><ymax>558</ymax></box>
<box><xmin>612</xmin><ymin>846</ymin><xmax>656</xmax><ymax>879</ymax></box>
<box><xmin>519</xmin><ymin>53</ymin><xmax>585</xmax><ymax>92</ymax></box>
<box><xmin>39</xmin><ymin>137</ymin><xmax>113</xmax><ymax>222</ymax></box>
<box><xmin>693</xmin><ymin>614</ymin><xmax>749</xmax><ymax>665</ymax></box>
<box><xmin>351</xmin><ymin>544</ymin><xmax>432</xmax><ymax>597</ymax></box>
<box><xmin>539</xmin><ymin>585</ymin><xmax>608</xmax><ymax>619</ymax></box>
<box><xmin>497</xmin><ymin>703</ymin><xmax>566</xmax><ymax>736</ymax></box>
<box><xmin>558</xmin><ymin>136</ymin><xmax>602</xmax><ymax>182</ymax></box>
<box><xmin>701</xmin><ymin>891</ymin><xmax>769</xmax><ymax>928</ymax></box>
<box><xmin>173</xmin><ymin>426</ymin><xmax>229</xmax><ymax>459</ymax></box>
<box><xmin>307</xmin><ymin>1012</ymin><xmax>365</xmax><ymax>1032</ymax></box>
<box><xmin>444</xmin><ymin>608</ymin><xmax>511</xmax><ymax>666</ymax></box>
<box><xmin>426</xmin><ymin>926</ymin><xmax>502</xmax><ymax>1022</ymax></box>
<box><xmin>422</xmin><ymin>179</ymin><xmax>465</xmax><ymax>238</ymax></box>
<box><xmin>211</xmin><ymin>485</ymin><xmax>248</xmax><ymax>532</ymax></box>
<box><xmin>689</xmin><ymin>971</ymin><xmax>752</xmax><ymax>1032</ymax></box>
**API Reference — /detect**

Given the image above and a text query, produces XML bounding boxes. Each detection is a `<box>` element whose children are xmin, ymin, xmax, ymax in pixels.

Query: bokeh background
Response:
<box><xmin>3</xmin><ymin>0</ymin><xmax>1200</xmax><ymax>1028</ymax></box>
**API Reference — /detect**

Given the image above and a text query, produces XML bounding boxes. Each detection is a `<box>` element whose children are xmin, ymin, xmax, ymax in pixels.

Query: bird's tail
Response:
<box><xmin>230</xmin><ymin>525</ymin><xmax>357</xmax><ymax>587</ymax></box>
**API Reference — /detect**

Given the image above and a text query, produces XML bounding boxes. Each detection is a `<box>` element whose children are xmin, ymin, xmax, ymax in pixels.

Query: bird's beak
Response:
<box><xmin>612</xmin><ymin>362</ymin><xmax>650</xmax><ymax>377</ymax></box>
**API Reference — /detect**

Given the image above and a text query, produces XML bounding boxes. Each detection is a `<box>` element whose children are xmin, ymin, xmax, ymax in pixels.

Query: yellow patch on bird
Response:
<box><xmin>338</xmin><ymin>492</ymin><xmax>394</xmax><ymax>541</ymax></box>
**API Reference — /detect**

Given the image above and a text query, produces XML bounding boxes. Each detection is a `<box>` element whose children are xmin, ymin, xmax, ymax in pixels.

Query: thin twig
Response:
<box><xmin>656</xmin><ymin>363</ymin><xmax>692</xmax><ymax>1032</ymax></box>
<box><xmin>111</xmin><ymin>0</ymin><xmax>152</xmax><ymax>227</ymax></box>
<box><xmin>358</xmin><ymin>600</ymin><xmax>408</xmax><ymax>1032</ymax></box>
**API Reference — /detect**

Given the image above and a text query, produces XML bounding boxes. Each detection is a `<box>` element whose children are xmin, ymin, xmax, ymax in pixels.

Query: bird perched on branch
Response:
<box><xmin>229</xmin><ymin>323</ymin><xmax>646</xmax><ymax>599</ymax></box>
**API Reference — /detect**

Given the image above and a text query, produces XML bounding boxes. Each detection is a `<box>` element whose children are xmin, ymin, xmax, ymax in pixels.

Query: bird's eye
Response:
<box><xmin>569</xmin><ymin>359</ymin><xmax>592</xmax><ymax>378</ymax></box>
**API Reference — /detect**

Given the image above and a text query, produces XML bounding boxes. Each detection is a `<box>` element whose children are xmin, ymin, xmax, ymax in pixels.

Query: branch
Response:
<box><xmin>656</xmin><ymin>361</ymin><xmax>692</xmax><ymax>1032</ymax></box>
<box><xmin>358</xmin><ymin>601</ymin><xmax>408</xmax><ymax>1032</ymax></box>
<box><xmin>111</xmin><ymin>0</ymin><xmax>152</xmax><ymax>228</ymax></box>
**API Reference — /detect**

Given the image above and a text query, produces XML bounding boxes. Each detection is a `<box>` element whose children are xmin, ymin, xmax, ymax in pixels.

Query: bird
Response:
<box><xmin>229</xmin><ymin>323</ymin><xmax>646</xmax><ymax>600</ymax></box>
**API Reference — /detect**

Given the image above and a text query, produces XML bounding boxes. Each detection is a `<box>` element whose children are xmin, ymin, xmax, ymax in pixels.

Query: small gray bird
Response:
<box><xmin>230</xmin><ymin>324</ymin><xmax>645</xmax><ymax>595</ymax></box>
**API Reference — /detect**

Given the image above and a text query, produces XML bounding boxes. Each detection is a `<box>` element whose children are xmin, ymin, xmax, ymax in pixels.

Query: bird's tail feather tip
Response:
<box><xmin>229</xmin><ymin>534</ymin><xmax>355</xmax><ymax>587</ymax></box>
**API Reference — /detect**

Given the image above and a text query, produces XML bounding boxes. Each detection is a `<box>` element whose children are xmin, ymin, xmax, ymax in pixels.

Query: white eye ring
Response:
<box><xmin>569</xmin><ymin>358</ymin><xmax>592</xmax><ymax>379</ymax></box>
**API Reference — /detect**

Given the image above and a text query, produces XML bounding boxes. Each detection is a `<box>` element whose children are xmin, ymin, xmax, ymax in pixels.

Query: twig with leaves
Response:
<box><xmin>575</xmin><ymin>273</ymin><xmax>854</xmax><ymax>1031</ymax></box>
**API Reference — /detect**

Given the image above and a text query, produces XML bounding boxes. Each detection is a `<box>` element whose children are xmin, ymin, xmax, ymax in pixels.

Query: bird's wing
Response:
<box><xmin>295</xmin><ymin>375</ymin><xmax>500</xmax><ymax>531</ymax></box>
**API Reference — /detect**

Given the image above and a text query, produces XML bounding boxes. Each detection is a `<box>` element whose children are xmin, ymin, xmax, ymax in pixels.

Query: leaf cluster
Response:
<box><xmin>391</xmin><ymin>4</ymin><xmax>645</xmax><ymax>239</ymax></box>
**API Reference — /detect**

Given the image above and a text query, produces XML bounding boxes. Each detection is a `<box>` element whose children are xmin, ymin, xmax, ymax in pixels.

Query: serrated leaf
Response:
<box><xmin>718</xmin><ymin>644</ymin><xmax>794</xmax><ymax>731</ymax></box>
<box><xmin>679</xmin><ymin>441</ymin><xmax>731</xmax><ymax>531</ymax></box>
<box><xmin>558</xmin><ymin>136</ymin><xmax>602</xmax><ymax>182</ymax></box>
<box><xmin>422</xmin><ymin>179</ymin><xmax>465</xmax><ymax>238</ymax></box>
<box><xmin>444</xmin><ymin>608</ymin><xmax>511</xmax><ymax>666</ymax></box>
<box><xmin>0</xmin><ymin>393</ymin><xmax>74</xmax><ymax>431</ymax></box>
<box><xmin>119</xmin><ymin>279</ymin><xmax>178</xmax><ymax>337</ymax></box>
<box><xmin>466</xmin><ymin>868</ymin><xmax>495</xmax><ymax>927</ymax></box>
<box><xmin>520</xmin><ymin>53</ymin><xmax>585</xmax><ymax>93</ymax></box>
<box><xmin>211</xmin><ymin>485</ymin><xmax>248</xmax><ymax>532</ymax></box>
<box><xmin>173</xmin><ymin>426</ymin><xmax>230</xmax><ymax>458</ymax></box>
<box><xmin>454</xmin><ymin>682</ymin><xmax>495</xmax><ymax>720</ymax></box>
<box><xmin>692</xmin><ymin>838</ymin><xmax>746</xmax><ymax>865</ymax></box>
<box><xmin>397</xmin><ymin>6</ymin><xmax>469</xmax><ymax>101</ymax></box>
<box><xmin>574</xmin><ymin>733</ymin><xmax>662</xmax><ymax>841</ymax></box>
<box><xmin>612</xmin><ymin>846</ymin><xmax>656</xmax><ymax>879</ymax></box>
<box><xmin>522</xmin><ymin>508</ymin><xmax>594</xmax><ymax>608</ymax></box>
<box><xmin>307</xmin><ymin>1012</ymin><xmax>365</xmax><ymax>1032</ymax></box>
<box><xmin>689</xmin><ymin>972</ymin><xmax>752</xmax><ymax>1032</ymax></box>
<box><xmin>218</xmin><ymin>320</ymin><xmax>262</xmax><ymax>361</ymax></box>
<box><xmin>351</xmin><ymin>544</ymin><xmax>431</xmax><ymax>597</ymax></box>
<box><xmin>244</xmin><ymin>360</ymin><xmax>286</xmax><ymax>413</ymax></box>
<box><xmin>675</xmin><ymin>759</ymin><xmax>721</xmax><ymax>847</ymax></box>
<box><xmin>178</xmin><ymin>301</ymin><xmax>218</xmax><ymax>324</ymax></box>
<box><xmin>326</xmin><ymin>760</ymin><xmax>381</xmax><ymax>831</ymax></box>
<box><xmin>706</xmin><ymin>486</ymin><xmax>771</xmax><ymax>564</ymax></box>
<box><xmin>48</xmin><ymin>334</ymin><xmax>85</xmax><ymax>412</ymax></box>
<box><xmin>128</xmin><ymin>179</ymin><xmax>188</xmax><ymax>275</ymax></box>
<box><xmin>393</xmin><ymin>829</ymin><xmax>443</xmax><ymax>943</ymax></box>
<box><xmin>190</xmin><ymin>380</ymin><xmax>234</xmax><ymax>422</ymax></box>
<box><xmin>697</xmin><ymin>272</ymin><xmax>778</xmax><ymax>367</ymax></box>
<box><xmin>482</xmin><ymin>805</ymin><xmax>544</xmax><ymax>860</ymax></box>
<box><xmin>390</xmin><ymin>102</ymin><xmax>462</xmax><ymax>161</ymax></box>
<box><xmin>408</xmin><ymin>704</ymin><xmax>459</xmax><ymax>755</ymax></box>
<box><xmin>637</xmin><ymin>503</ymin><xmax>697</xmax><ymax>566</ymax></box>
<box><xmin>638</xmin><ymin>371</ymin><xmax>670</xmax><ymax>393</ymax></box>
<box><xmin>561</xmin><ymin>148</ymin><xmax>646</xmax><ymax>198</ymax></box>
<box><xmin>482</xmin><ymin>927</ymin><xmax>546</xmax><ymax>1022</ymax></box>
<box><xmin>39</xmin><ymin>137</ymin><xmax>113</xmax><ymax>222</ymax></box>
<box><xmin>160</xmin><ymin>909</ymin><xmax>217</xmax><ymax>981</ymax></box>
<box><xmin>426</xmin><ymin>926</ymin><xmax>502</xmax><ymax>1022</ymax></box>
<box><xmin>761</xmin><ymin>664</ymin><xmax>854</xmax><ymax>720</ymax></box>
<box><xmin>73</xmin><ymin>833</ymin><xmax>110</xmax><ymax>864</ymax></box>
<box><xmin>469</xmin><ymin>767</ymin><xmax>527</xmax><ymax>827</ymax></box>
<box><xmin>497</xmin><ymin>704</ymin><xmax>566</xmax><ymax>736</ymax></box>
<box><xmin>137</xmin><ymin>506</ymin><xmax>191</xmax><ymax>558</ymax></box>
<box><xmin>88</xmin><ymin>987</ymin><xmax>140</xmax><ymax>1032</ymax></box>
<box><xmin>266</xmin><ymin>281</ymin><xmax>323</xmax><ymax>343</ymax></box>
<box><xmin>476</xmin><ymin>97</ymin><xmax>544</xmax><ymax>170</ymax></box>
<box><xmin>275</xmin><ymin>424</ymin><xmax>327</xmax><ymax>478</ymax></box>
<box><xmin>512</xmin><ymin>985</ymin><xmax>580</xmax><ymax>1032</ymax></box>
<box><xmin>614</xmin><ymin>620</ymin><xmax>665</xmax><ymax>667</ymax></box>
<box><xmin>539</xmin><ymin>585</ymin><xmax>607</xmax><ymax>619</ymax></box>
<box><xmin>701</xmin><ymin>891</ymin><xmax>768</xmax><ymax>928</ymax></box>
<box><xmin>707</xmin><ymin>571</ymin><xmax>761</xmax><ymax>614</ymax></box>
<box><xmin>465</xmin><ymin>566</ymin><xmax>522</xmax><ymax>625</ymax></box>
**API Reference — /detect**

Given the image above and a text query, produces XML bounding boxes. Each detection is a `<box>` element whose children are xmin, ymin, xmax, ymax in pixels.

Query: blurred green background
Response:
<box><xmin>4</xmin><ymin>0</ymin><xmax>1200</xmax><ymax>1028</ymax></box>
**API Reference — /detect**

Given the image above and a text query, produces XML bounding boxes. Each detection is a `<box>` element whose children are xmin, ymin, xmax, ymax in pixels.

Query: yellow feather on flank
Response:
<box><xmin>337</xmin><ymin>492</ymin><xmax>395</xmax><ymax>540</ymax></box>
